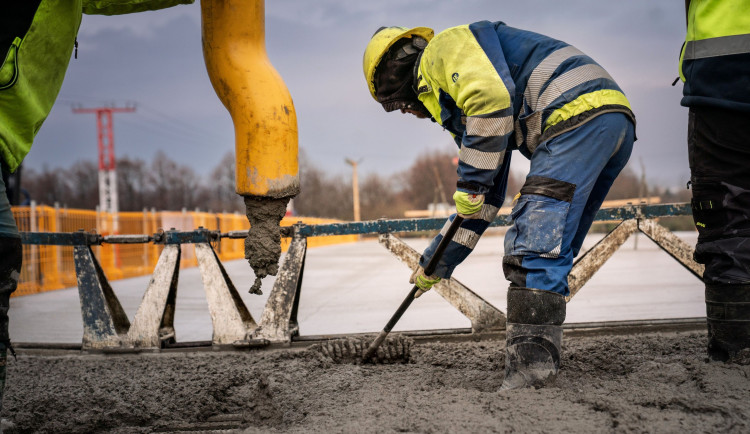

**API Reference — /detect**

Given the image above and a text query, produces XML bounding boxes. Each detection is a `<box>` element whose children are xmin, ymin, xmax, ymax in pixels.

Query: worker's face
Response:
<box><xmin>400</xmin><ymin>108</ymin><xmax>429</xmax><ymax>119</ymax></box>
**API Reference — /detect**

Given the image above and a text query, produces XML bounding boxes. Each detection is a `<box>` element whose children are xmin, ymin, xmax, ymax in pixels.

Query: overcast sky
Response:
<box><xmin>28</xmin><ymin>0</ymin><xmax>689</xmax><ymax>190</ymax></box>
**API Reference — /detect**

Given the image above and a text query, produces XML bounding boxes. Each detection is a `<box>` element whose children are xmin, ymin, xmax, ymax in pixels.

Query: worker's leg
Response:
<box><xmin>568</xmin><ymin>129</ymin><xmax>636</xmax><ymax>258</ymax></box>
<box><xmin>687</xmin><ymin>106</ymin><xmax>750</xmax><ymax>361</ymax></box>
<box><xmin>504</xmin><ymin>112</ymin><xmax>634</xmax><ymax>295</ymax></box>
<box><xmin>501</xmin><ymin>112</ymin><xmax>634</xmax><ymax>389</ymax></box>
<box><xmin>0</xmin><ymin>165</ymin><xmax>21</xmax><ymax>412</ymax></box>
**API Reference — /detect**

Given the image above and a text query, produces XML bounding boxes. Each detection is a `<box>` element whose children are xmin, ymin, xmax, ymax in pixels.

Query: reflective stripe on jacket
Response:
<box><xmin>679</xmin><ymin>0</ymin><xmax>750</xmax><ymax>112</ymax></box>
<box><xmin>416</xmin><ymin>21</ymin><xmax>634</xmax><ymax>195</ymax></box>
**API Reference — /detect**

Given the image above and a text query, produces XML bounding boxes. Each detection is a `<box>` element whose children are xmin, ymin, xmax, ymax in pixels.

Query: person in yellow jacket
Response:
<box><xmin>0</xmin><ymin>0</ymin><xmax>192</xmax><ymax>417</ymax></box>
<box><xmin>678</xmin><ymin>0</ymin><xmax>750</xmax><ymax>362</ymax></box>
<box><xmin>364</xmin><ymin>22</ymin><xmax>636</xmax><ymax>389</ymax></box>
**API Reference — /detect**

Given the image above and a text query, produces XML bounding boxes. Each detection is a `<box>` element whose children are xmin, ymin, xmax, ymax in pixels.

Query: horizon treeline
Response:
<box><xmin>18</xmin><ymin>148</ymin><xmax>690</xmax><ymax>220</ymax></box>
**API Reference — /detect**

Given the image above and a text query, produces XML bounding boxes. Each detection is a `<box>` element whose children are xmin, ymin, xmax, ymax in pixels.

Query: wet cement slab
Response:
<box><xmin>3</xmin><ymin>330</ymin><xmax>749</xmax><ymax>433</ymax></box>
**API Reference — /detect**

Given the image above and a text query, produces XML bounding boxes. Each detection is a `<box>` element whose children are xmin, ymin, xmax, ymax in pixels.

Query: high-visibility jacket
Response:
<box><xmin>416</xmin><ymin>21</ymin><xmax>635</xmax><ymax>196</ymax></box>
<box><xmin>679</xmin><ymin>0</ymin><xmax>750</xmax><ymax>112</ymax></box>
<box><xmin>0</xmin><ymin>0</ymin><xmax>192</xmax><ymax>173</ymax></box>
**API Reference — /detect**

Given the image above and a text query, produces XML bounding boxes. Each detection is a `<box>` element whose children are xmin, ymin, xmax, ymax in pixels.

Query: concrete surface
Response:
<box><xmin>8</xmin><ymin>332</ymin><xmax>750</xmax><ymax>433</ymax></box>
<box><xmin>9</xmin><ymin>231</ymin><xmax>704</xmax><ymax>344</ymax></box>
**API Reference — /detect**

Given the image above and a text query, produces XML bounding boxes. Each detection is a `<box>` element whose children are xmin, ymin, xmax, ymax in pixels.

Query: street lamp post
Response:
<box><xmin>345</xmin><ymin>158</ymin><xmax>361</xmax><ymax>221</ymax></box>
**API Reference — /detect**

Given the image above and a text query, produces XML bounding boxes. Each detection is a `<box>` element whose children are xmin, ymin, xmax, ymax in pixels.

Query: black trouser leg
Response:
<box><xmin>688</xmin><ymin>107</ymin><xmax>750</xmax><ymax>283</ymax></box>
<box><xmin>0</xmin><ymin>237</ymin><xmax>21</xmax><ymax>412</ymax></box>
<box><xmin>688</xmin><ymin>107</ymin><xmax>750</xmax><ymax>360</ymax></box>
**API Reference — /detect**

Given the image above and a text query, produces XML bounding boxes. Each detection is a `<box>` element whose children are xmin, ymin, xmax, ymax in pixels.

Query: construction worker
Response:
<box><xmin>678</xmin><ymin>0</ymin><xmax>750</xmax><ymax>361</ymax></box>
<box><xmin>0</xmin><ymin>0</ymin><xmax>192</xmax><ymax>417</ymax></box>
<box><xmin>363</xmin><ymin>22</ymin><xmax>636</xmax><ymax>389</ymax></box>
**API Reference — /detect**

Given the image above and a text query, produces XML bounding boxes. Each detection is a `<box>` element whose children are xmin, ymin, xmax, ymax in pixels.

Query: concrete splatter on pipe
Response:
<box><xmin>201</xmin><ymin>0</ymin><xmax>299</xmax><ymax>291</ymax></box>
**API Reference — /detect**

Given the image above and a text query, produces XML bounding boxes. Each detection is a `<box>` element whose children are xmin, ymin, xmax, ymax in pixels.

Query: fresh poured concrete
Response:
<box><xmin>8</xmin><ymin>232</ymin><xmax>742</xmax><ymax>434</ymax></box>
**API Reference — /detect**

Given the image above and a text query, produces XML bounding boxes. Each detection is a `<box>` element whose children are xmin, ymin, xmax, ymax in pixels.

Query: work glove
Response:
<box><xmin>453</xmin><ymin>191</ymin><xmax>484</xmax><ymax>218</ymax></box>
<box><xmin>410</xmin><ymin>266</ymin><xmax>441</xmax><ymax>298</ymax></box>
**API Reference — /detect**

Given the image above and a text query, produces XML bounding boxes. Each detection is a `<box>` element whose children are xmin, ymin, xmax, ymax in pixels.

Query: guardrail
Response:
<box><xmin>11</xmin><ymin>203</ymin><xmax>356</xmax><ymax>296</ymax></box>
<box><xmin>19</xmin><ymin>202</ymin><xmax>702</xmax><ymax>351</ymax></box>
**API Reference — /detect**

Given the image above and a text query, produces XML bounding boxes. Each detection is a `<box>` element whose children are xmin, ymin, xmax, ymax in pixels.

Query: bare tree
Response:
<box><xmin>146</xmin><ymin>151</ymin><xmax>186</xmax><ymax>210</ymax></box>
<box><xmin>117</xmin><ymin>156</ymin><xmax>149</xmax><ymax>211</ymax></box>
<box><xmin>206</xmin><ymin>151</ymin><xmax>244</xmax><ymax>213</ymax></box>
<box><xmin>360</xmin><ymin>173</ymin><xmax>406</xmax><ymax>220</ymax></box>
<box><xmin>62</xmin><ymin>160</ymin><xmax>99</xmax><ymax>209</ymax></box>
<box><xmin>18</xmin><ymin>148</ymin><xmax>682</xmax><ymax>223</ymax></box>
<box><xmin>24</xmin><ymin>165</ymin><xmax>70</xmax><ymax>206</ymax></box>
<box><xmin>399</xmin><ymin>149</ymin><xmax>458</xmax><ymax>210</ymax></box>
<box><xmin>293</xmin><ymin>150</ymin><xmax>351</xmax><ymax>219</ymax></box>
<box><xmin>606</xmin><ymin>164</ymin><xmax>644</xmax><ymax>200</ymax></box>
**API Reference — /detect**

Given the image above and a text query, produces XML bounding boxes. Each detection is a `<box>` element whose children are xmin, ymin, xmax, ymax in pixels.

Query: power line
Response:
<box><xmin>137</xmin><ymin>104</ymin><xmax>223</xmax><ymax>144</ymax></box>
<box><xmin>60</xmin><ymin>96</ymin><xmax>226</xmax><ymax>146</ymax></box>
<box><xmin>117</xmin><ymin>117</ymin><xmax>219</xmax><ymax>151</ymax></box>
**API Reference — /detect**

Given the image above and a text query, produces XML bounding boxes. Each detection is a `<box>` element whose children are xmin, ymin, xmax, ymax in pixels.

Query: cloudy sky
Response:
<box><xmin>28</xmin><ymin>0</ymin><xmax>689</xmax><ymax>190</ymax></box>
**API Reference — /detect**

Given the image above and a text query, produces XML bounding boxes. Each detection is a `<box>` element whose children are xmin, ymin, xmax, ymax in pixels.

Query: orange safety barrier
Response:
<box><xmin>10</xmin><ymin>205</ymin><xmax>357</xmax><ymax>297</ymax></box>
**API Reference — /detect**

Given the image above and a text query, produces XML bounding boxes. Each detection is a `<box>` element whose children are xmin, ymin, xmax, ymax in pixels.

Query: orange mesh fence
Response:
<box><xmin>11</xmin><ymin>206</ymin><xmax>357</xmax><ymax>297</ymax></box>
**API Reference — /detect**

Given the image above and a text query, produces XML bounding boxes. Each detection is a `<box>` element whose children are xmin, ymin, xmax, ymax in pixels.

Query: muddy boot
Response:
<box><xmin>501</xmin><ymin>287</ymin><xmax>565</xmax><ymax>390</ymax></box>
<box><xmin>706</xmin><ymin>283</ymin><xmax>750</xmax><ymax>362</ymax></box>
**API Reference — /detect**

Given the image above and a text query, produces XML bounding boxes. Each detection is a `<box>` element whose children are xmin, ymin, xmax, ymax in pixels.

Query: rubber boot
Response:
<box><xmin>706</xmin><ymin>283</ymin><xmax>750</xmax><ymax>362</ymax></box>
<box><xmin>501</xmin><ymin>287</ymin><xmax>566</xmax><ymax>390</ymax></box>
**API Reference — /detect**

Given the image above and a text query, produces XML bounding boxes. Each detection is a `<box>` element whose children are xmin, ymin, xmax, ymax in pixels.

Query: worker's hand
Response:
<box><xmin>453</xmin><ymin>191</ymin><xmax>484</xmax><ymax>218</ymax></box>
<box><xmin>410</xmin><ymin>266</ymin><xmax>441</xmax><ymax>298</ymax></box>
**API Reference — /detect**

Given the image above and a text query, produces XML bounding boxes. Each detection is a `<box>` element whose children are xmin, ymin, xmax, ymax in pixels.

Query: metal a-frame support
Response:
<box><xmin>567</xmin><ymin>219</ymin><xmax>639</xmax><ymax>301</ymax></box>
<box><xmin>73</xmin><ymin>238</ymin><xmax>131</xmax><ymax>350</ymax></box>
<box><xmin>127</xmin><ymin>244</ymin><xmax>180</xmax><ymax>349</ymax></box>
<box><xmin>253</xmin><ymin>227</ymin><xmax>307</xmax><ymax>344</ymax></box>
<box><xmin>566</xmin><ymin>217</ymin><xmax>703</xmax><ymax>302</ymax></box>
<box><xmin>128</xmin><ymin>229</ymin><xmax>259</xmax><ymax>348</ymax></box>
<box><xmin>378</xmin><ymin>233</ymin><xmax>506</xmax><ymax>332</ymax></box>
<box><xmin>195</xmin><ymin>242</ymin><xmax>257</xmax><ymax>346</ymax></box>
<box><xmin>637</xmin><ymin>218</ymin><xmax>704</xmax><ymax>279</ymax></box>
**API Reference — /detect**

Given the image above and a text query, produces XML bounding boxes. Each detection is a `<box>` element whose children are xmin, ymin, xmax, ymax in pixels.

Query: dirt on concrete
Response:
<box><xmin>243</xmin><ymin>196</ymin><xmax>290</xmax><ymax>295</ymax></box>
<box><xmin>3</xmin><ymin>331</ymin><xmax>750</xmax><ymax>433</ymax></box>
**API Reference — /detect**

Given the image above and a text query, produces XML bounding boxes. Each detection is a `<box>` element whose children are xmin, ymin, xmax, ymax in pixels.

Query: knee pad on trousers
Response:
<box><xmin>504</xmin><ymin>176</ymin><xmax>575</xmax><ymax>259</ymax></box>
<box><xmin>502</xmin><ymin>255</ymin><xmax>526</xmax><ymax>288</ymax></box>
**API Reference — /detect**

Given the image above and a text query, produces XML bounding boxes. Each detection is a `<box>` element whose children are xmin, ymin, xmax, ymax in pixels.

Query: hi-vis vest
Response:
<box><xmin>679</xmin><ymin>0</ymin><xmax>750</xmax><ymax>112</ymax></box>
<box><xmin>415</xmin><ymin>21</ymin><xmax>635</xmax><ymax>195</ymax></box>
<box><xmin>0</xmin><ymin>0</ymin><xmax>192</xmax><ymax>173</ymax></box>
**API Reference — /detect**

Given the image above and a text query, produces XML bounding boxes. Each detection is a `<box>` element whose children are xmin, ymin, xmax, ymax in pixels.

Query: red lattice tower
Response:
<box><xmin>72</xmin><ymin>106</ymin><xmax>135</xmax><ymax>232</ymax></box>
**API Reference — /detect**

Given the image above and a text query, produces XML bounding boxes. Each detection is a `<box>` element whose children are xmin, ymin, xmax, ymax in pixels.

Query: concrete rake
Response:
<box><xmin>313</xmin><ymin>215</ymin><xmax>464</xmax><ymax>364</ymax></box>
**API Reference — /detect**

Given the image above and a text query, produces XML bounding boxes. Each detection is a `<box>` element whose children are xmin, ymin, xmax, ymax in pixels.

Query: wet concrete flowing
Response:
<box><xmin>3</xmin><ymin>331</ymin><xmax>750</xmax><ymax>433</ymax></box>
<box><xmin>244</xmin><ymin>196</ymin><xmax>290</xmax><ymax>295</ymax></box>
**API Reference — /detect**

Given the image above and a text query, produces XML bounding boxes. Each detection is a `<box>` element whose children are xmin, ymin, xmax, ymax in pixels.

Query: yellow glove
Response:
<box><xmin>453</xmin><ymin>191</ymin><xmax>484</xmax><ymax>218</ymax></box>
<box><xmin>410</xmin><ymin>266</ymin><xmax>441</xmax><ymax>298</ymax></box>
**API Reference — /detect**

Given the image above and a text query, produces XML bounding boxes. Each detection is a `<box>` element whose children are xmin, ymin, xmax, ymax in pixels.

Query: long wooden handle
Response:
<box><xmin>362</xmin><ymin>215</ymin><xmax>464</xmax><ymax>360</ymax></box>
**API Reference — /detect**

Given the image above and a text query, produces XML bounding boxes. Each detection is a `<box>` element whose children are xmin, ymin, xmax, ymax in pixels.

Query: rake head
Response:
<box><xmin>311</xmin><ymin>335</ymin><xmax>413</xmax><ymax>364</ymax></box>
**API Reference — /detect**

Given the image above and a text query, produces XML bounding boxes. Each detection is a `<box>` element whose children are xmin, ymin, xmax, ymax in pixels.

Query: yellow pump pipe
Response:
<box><xmin>201</xmin><ymin>0</ymin><xmax>299</xmax><ymax>198</ymax></box>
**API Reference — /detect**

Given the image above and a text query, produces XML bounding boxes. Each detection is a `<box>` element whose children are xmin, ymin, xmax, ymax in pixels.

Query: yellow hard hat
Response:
<box><xmin>363</xmin><ymin>26</ymin><xmax>434</xmax><ymax>101</ymax></box>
